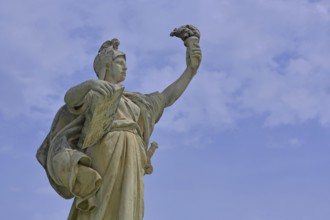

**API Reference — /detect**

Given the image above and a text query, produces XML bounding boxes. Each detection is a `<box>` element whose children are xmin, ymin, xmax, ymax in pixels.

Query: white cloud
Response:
<box><xmin>1</xmin><ymin>0</ymin><xmax>330</xmax><ymax>130</ymax></box>
<box><xmin>0</xmin><ymin>0</ymin><xmax>94</xmax><ymax>119</ymax></box>
<box><xmin>266</xmin><ymin>137</ymin><xmax>304</xmax><ymax>149</ymax></box>
<box><xmin>153</xmin><ymin>69</ymin><xmax>243</xmax><ymax>132</ymax></box>
<box><xmin>0</xmin><ymin>1</ymin><xmax>329</xmax><ymax>220</ymax></box>
<box><xmin>197</xmin><ymin>0</ymin><xmax>330</xmax><ymax>127</ymax></box>
<box><xmin>289</xmin><ymin>138</ymin><xmax>304</xmax><ymax>148</ymax></box>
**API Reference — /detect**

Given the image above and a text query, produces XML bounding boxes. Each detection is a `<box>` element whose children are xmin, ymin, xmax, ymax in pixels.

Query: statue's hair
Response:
<box><xmin>93</xmin><ymin>38</ymin><xmax>125</xmax><ymax>80</ymax></box>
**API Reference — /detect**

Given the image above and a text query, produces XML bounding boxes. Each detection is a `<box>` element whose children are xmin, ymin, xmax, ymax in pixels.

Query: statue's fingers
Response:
<box><xmin>193</xmin><ymin>51</ymin><xmax>202</xmax><ymax>57</ymax></box>
<box><xmin>95</xmin><ymin>87</ymin><xmax>108</xmax><ymax>96</ymax></box>
<box><xmin>193</xmin><ymin>53</ymin><xmax>201</xmax><ymax>58</ymax></box>
<box><xmin>98</xmin><ymin>84</ymin><xmax>109</xmax><ymax>96</ymax></box>
<box><xmin>191</xmin><ymin>48</ymin><xmax>201</xmax><ymax>52</ymax></box>
<box><xmin>191</xmin><ymin>50</ymin><xmax>202</xmax><ymax>57</ymax></box>
<box><xmin>100</xmin><ymin>82</ymin><xmax>115</xmax><ymax>95</ymax></box>
<box><xmin>99</xmin><ymin>83</ymin><xmax>110</xmax><ymax>95</ymax></box>
<box><xmin>103</xmin><ymin>82</ymin><xmax>114</xmax><ymax>96</ymax></box>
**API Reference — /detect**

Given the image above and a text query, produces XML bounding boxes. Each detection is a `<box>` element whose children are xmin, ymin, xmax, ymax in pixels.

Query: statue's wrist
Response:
<box><xmin>187</xmin><ymin>65</ymin><xmax>198</xmax><ymax>75</ymax></box>
<box><xmin>184</xmin><ymin>36</ymin><xmax>200</xmax><ymax>48</ymax></box>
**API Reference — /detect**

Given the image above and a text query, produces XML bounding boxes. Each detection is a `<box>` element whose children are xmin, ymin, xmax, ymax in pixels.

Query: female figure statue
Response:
<box><xmin>36</xmin><ymin>25</ymin><xmax>202</xmax><ymax>220</ymax></box>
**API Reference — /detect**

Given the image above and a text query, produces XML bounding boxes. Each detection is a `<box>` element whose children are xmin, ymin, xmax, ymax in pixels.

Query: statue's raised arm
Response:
<box><xmin>36</xmin><ymin>25</ymin><xmax>202</xmax><ymax>220</ymax></box>
<box><xmin>162</xmin><ymin>25</ymin><xmax>202</xmax><ymax>107</ymax></box>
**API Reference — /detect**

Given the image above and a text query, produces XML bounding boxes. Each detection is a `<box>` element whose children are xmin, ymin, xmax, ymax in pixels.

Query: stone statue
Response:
<box><xmin>36</xmin><ymin>25</ymin><xmax>202</xmax><ymax>220</ymax></box>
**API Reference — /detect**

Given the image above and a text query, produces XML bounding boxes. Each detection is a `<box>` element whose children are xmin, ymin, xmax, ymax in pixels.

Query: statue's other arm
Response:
<box><xmin>161</xmin><ymin>25</ymin><xmax>202</xmax><ymax>107</ymax></box>
<box><xmin>64</xmin><ymin>80</ymin><xmax>114</xmax><ymax>108</ymax></box>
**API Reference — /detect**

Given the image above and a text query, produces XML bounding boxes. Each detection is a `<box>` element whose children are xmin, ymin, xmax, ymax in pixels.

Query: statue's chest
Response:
<box><xmin>114</xmin><ymin>96</ymin><xmax>140</xmax><ymax>123</ymax></box>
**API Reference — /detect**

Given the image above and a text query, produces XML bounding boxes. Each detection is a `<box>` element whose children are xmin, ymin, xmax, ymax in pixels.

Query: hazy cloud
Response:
<box><xmin>1</xmin><ymin>0</ymin><xmax>330</xmax><ymax>130</ymax></box>
<box><xmin>1</xmin><ymin>1</ymin><xmax>329</xmax><ymax>220</ymax></box>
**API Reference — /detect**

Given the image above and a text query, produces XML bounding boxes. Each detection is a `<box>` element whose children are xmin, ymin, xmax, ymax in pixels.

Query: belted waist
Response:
<box><xmin>110</xmin><ymin>127</ymin><xmax>140</xmax><ymax>135</ymax></box>
<box><xmin>109</xmin><ymin>120</ymin><xmax>142</xmax><ymax>136</ymax></box>
<box><xmin>109</xmin><ymin>124</ymin><xmax>146</xmax><ymax>150</ymax></box>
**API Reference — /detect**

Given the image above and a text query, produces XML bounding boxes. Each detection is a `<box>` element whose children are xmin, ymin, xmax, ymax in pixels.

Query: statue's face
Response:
<box><xmin>105</xmin><ymin>56</ymin><xmax>127</xmax><ymax>83</ymax></box>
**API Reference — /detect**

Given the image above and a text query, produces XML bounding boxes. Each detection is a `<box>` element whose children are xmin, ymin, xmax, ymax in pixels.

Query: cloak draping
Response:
<box><xmin>36</xmin><ymin>91</ymin><xmax>165</xmax><ymax>220</ymax></box>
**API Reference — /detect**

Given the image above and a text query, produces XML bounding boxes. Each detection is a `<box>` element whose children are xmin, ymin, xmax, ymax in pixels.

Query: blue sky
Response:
<box><xmin>0</xmin><ymin>0</ymin><xmax>330</xmax><ymax>219</ymax></box>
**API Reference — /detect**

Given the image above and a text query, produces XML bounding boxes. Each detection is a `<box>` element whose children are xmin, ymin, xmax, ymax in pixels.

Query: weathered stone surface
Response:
<box><xmin>36</xmin><ymin>25</ymin><xmax>202</xmax><ymax>220</ymax></box>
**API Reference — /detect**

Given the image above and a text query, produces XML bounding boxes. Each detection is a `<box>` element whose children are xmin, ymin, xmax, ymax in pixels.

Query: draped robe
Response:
<box><xmin>36</xmin><ymin>90</ymin><xmax>165</xmax><ymax>220</ymax></box>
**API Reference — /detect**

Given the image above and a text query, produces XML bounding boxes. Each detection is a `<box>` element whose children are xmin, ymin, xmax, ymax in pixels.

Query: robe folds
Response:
<box><xmin>36</xmin><ymin>90</ymin><xmax>165</xmax><ymax>220</ymax></box>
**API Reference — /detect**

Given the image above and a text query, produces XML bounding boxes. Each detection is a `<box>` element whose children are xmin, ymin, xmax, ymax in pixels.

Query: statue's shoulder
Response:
<box><xmin>124</xmin><ymin>91</ymin><xmax>165</xmax><ymax>123</ymax></box>
<box><xmin>123</xmin><ymin>91</ymin><xmax>146</xmax><ymax>103</ymax></box>
<box><xmin>124</xmin><ymin>91</ymin><xmax>162</xmax><ymax>102</ymax></box>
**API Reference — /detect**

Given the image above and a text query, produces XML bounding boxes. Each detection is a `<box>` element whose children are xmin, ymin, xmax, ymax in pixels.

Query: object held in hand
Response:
<box><xmin>170</xmin><ymin>24</ymin><xmax>201</xmax><ymax>41</ymax></box>
<box><xmin>145</xmin><ymin>142</ymin><xmax>159</xmax><ymax>175</ymax></box>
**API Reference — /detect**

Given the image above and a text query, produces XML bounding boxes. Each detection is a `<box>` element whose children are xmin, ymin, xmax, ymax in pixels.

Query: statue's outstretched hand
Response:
<box><xmin>170</xmin><ymin>25</ymin><xmax>202</xmax><ymax>71</ymax></box>
<box><xmin>186</xmin><ymin>38</ymin><xmax>202</xmax><ymax>71</ymax></box>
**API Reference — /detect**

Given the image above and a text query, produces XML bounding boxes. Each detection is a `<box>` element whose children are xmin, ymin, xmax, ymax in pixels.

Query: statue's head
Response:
<box><xmin>93</xmin><ymin>38</ymin><xmax>127</xmax><ymax>82</ymax></box>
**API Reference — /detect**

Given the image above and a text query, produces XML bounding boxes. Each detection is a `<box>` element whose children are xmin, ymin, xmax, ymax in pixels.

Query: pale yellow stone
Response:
<box><xmin>36</xmin><ymin>25</ymin><xmax>202</xmax><ymax>220</ymax></box>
